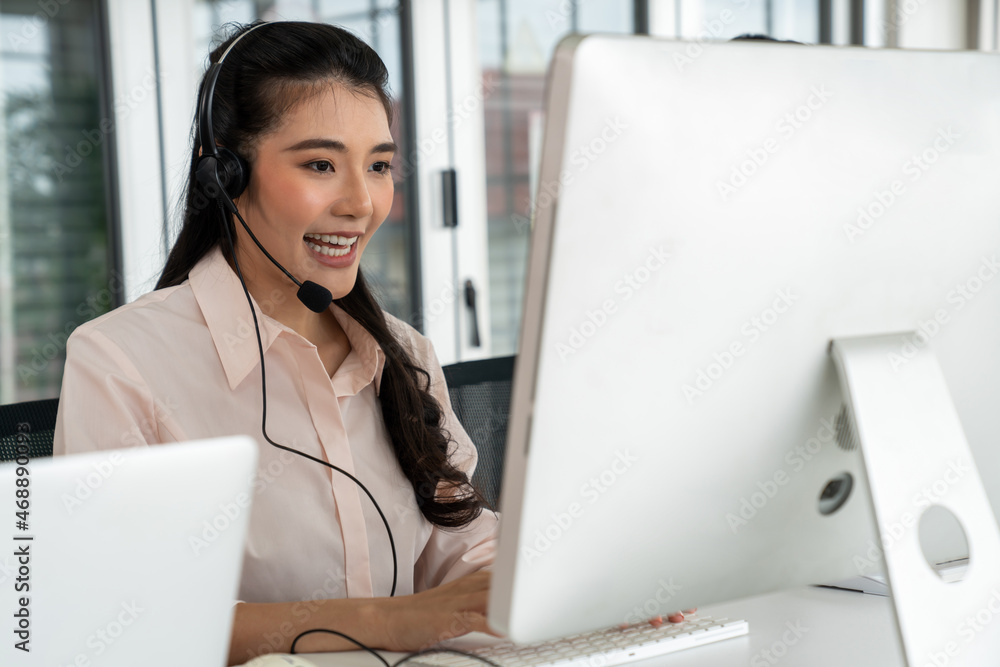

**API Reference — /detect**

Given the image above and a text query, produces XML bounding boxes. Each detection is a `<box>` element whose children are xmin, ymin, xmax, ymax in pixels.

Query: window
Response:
<box><xmin>477</xmin><ymin>0</ymin><xmax>635</xmax><ymax>355</ymax></box>
<box><xmin>0</xmin><ymin>0</ymin><xmax>117</xmax><ymax>402</ymax></box>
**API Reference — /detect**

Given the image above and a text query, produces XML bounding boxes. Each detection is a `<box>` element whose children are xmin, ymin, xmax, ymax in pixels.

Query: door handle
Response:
<box><xmin>464</xmin><ymin>279</ymin><xmax>481</xmax><ymax>348</ymax></box>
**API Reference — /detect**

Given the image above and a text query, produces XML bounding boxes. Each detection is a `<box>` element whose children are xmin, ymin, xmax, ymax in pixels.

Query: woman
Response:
<box><xmin>54</xmin><ymin>21</ymin><xmax>497</xmax><ymax>664</ymax></box>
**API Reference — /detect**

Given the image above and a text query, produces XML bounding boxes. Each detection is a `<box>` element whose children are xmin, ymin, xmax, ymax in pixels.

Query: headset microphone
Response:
<box><xmin>296</xmin><ymin>281</ymin><xmax>335</xmax><ymax>313</ymax></box>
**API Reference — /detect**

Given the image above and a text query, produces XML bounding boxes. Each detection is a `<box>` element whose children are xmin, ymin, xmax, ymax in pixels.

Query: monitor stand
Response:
<box><xmin>831</xmin><ymin>333</ymin><xmax>1000</xmax><ymax>667</ymax></box>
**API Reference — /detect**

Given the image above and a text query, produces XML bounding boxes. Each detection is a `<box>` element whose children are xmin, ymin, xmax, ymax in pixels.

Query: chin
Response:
<box><xmin>322</xmin><ymin>275</ymin><xmax>361</xmax><ymax>302</ymax></box>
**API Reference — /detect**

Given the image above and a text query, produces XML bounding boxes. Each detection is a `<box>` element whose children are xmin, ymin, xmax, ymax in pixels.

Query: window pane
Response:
<box><xmin>682</xmin><ymin>0</ymin><xmax>767</xmax><ymax>38</ymax></box>
<box><xmin>681</xmin><ymin>0</ymin><xmax>818</xmax><ymax>42</ymax></box>
<box><xmin>478</xmin><ymin>0</ymin><xmax>633</xmax><ymax>355</ymax></box>
<box><xmin>1</xmin><ymin>0</ymin><xmax>113</xmax><ymax>402</ymax></box>
<box><xmin>772</xmin><ymin>0</ymin><xmax>818</xmax><ymax>43</ymax></box>
<box><xmin>192</xmin><ymin>1</ymin><xmax>413</xmax><ymax>319</ymax></box>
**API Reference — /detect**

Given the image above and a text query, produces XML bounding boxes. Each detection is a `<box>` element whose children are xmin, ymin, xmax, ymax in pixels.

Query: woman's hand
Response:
<box><xmin>646</xmin><ymin>608</ymin><xmax>698</xmax><ymax>628</ymax></box>
<box><xmin>373</xmin><ymin>570</ymin><xmax>497</xmax><ymax>652</ymax></box>
<box><xmin>229</xmin><ymin>572</ymin><xmax>495</xmax><ymax>663</ymax></box>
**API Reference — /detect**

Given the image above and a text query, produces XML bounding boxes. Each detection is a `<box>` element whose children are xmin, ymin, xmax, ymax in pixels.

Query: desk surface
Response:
<box><xmin>284</xmin><ymin>586</ymin><xmax>904</xmax><ymax>667</ymax></box>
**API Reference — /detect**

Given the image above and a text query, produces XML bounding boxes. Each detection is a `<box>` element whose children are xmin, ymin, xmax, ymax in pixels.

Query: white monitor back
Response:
<box><xmin>489</xmin><ymin>35</ymin><xmax>1000</xmax><ymax>643</ymax></box>
<box><xmin>0</xmin><ymin>437</ymin><xmax>257</xmax><ymax>666</ymax></box>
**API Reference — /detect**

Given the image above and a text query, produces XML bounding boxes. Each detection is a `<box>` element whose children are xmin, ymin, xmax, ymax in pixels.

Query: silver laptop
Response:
<box><xmin>490</xmin><ymin>34</ymin><xmax>1000</xmax><ymax>645</ymax></box>
<box><xmin>0</xmin><ymin>436</ymin><xmax>257</xmax><ymax>666</ymax></box>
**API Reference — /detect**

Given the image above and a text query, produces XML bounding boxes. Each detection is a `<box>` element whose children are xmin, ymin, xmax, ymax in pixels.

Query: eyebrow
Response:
<box><xmin>284</xmin><ymin>138</ymin><xmax>397</xmax><ymax>154</ymax></box>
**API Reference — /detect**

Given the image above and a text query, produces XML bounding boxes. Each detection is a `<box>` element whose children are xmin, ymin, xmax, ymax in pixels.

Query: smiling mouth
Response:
<box><xmin>303</xmin><ymin>233</ymin><xmax>359</xmax><ymax>257</ymax></box>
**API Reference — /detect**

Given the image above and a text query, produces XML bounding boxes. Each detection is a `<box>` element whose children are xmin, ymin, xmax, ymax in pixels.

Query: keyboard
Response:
<box><xmin>409</xmin><ymin>615</ymin><xmax>749</xmax><ymax>667</ymax></box>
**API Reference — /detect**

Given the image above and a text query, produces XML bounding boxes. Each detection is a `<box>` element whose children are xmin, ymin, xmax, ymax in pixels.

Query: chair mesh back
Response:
<box><xmin>443</xmin><ymin>356</ymin><xmax>515</xmax><ymax>510</ymax></box>
<box><xmin>0</xmin><ymin>398</ymin><xmax>59</xmax><ymax>461</ymax></box>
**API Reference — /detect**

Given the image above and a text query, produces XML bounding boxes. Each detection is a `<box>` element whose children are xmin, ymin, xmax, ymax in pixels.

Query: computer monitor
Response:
<box><xmin>488</xmin><ymin>34</ymin><xmax>1000</xmax><ymax>662</ymax></box>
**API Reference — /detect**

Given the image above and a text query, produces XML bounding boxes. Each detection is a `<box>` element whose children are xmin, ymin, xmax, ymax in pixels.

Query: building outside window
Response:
<box><xmin>1</xmin><ymin>0</ymin><xmax>117</xmax><ymax>403</ymax></box>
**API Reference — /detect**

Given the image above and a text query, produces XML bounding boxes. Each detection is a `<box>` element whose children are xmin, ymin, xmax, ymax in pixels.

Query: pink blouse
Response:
<box><xmin>53</xmin><ymin>246</ymin><xmax>498</xmax><ymax>602</ymax></box>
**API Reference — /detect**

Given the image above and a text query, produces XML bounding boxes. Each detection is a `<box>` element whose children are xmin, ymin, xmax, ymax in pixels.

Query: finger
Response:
<box><xmin>667</xmin><ymin>612</ymin><xmax>685</xmax><ymax>623</ymax></box>
<box><xmin>682</xmin><ymin>608</ymin><xmax>697</xmax><ymax>614</ymax></box>
<box><xmin>447</xmin><ymin>585</ymin><xmax>490</xmax><ymax>609</ymax></box>
<box><xmin>482</xmin><ymin>623</ymin><xmax>505</xmax><ymax>639</ymax></box>
<box><xmin>445</xmin><ymin>611</ymin><xmax>492</xmax><ymax>638</ymax></box>
<box><xmin>445</xmin><ymin>570</ymin><xmax>492</xmax><ymax>594</ymax></box>
<box><xmin>428</xmin><ymin>610</ymin><xmax>483</xmax><ymax>646</ymax></box>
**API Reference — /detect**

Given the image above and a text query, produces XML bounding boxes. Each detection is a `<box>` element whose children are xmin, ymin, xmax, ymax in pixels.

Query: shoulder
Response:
<box><xmin>68</xmin><ymin>283</ymin><xmax>203</xmax><ymax>354</ymax></box>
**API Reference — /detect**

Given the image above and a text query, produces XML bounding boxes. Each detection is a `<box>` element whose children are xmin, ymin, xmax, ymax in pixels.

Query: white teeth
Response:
<box><xmin>304</xmin><ymin>233</ymin><xmax>359</xmax><ymax>247</ymax></box>
<box><xmin>305</xmin><ymin>240</ymin><xmax>351</xmax><ymax>257</ymax></box>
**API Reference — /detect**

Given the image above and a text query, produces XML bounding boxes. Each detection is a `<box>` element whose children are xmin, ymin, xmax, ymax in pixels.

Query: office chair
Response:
<box><xmin>442</xmin><ymin>355</ymin><xmax>515</xmax><ymax>510</ymax></box>
<box><xmin>0</xmin><ymin>398</ymin><xmax>59</xmax><ymax>461</ymax></box>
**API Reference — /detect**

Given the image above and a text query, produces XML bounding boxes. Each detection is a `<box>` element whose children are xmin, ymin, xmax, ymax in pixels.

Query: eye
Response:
<box><xmin>370</xmin><ymin>161</ymin><xmax>393</xmax><ymax>175</ymax></box>
<box><xmin>306</xmin><ymin>160</ymin><xmax>334</xmax><ymax>173</ymax></box>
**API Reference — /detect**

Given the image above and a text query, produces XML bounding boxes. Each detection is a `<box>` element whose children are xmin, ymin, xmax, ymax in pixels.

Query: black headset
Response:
<box><xmin>193</xmin><ymin>24</ymin><xmax>258</xmax><ymax>202</ymax></box>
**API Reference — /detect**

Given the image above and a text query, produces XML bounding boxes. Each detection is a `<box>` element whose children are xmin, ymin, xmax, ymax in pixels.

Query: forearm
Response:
<box><xmin>228</xmin><ymin>597</ymin><xmax>383</xmax><ymax>665</ymax></box>
<box><xmin>228</xmin><ymin>571</ymin><xmax>493</xmax><ymax>664</ymax></box>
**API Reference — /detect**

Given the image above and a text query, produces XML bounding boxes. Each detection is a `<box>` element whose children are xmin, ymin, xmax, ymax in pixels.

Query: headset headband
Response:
<box><xmin>198</xmin><ymin>22</ymin><xmax>272</xmax><ymax>160</ymax></box>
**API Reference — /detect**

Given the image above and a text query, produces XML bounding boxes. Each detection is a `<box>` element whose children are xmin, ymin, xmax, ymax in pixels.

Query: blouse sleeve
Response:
<box><xmin>405</xmin><ymin>329</ymin><xmax>500</xmax><ymax>591</ymax></box>
<box><xmin>53</xmin><ymin>326</ymin><xmax>159</xmax><ymax>456</ymax></box>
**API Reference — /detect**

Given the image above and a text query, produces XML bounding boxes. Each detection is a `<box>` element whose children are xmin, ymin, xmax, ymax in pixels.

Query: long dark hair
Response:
<box><xmin>157</xmin><ymin>21</ymin><xmax>482</xmax><ymax>529</ymax></box>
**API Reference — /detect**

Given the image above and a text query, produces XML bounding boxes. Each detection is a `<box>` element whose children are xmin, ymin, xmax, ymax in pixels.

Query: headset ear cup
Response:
<box><xmin>216</xmin><ymin>147</ymin><xmax>250</xmax><ymax>200</ymax></box>
<box><xmin>195</xmin><ymin>155</ymin><xmax>223</xmax><ymax>198</ymax></box>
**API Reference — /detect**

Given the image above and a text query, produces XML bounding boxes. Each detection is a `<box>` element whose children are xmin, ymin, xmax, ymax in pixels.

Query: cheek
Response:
<box><xmin>258</xmin><ymin>169</ymin><xmax>326</xmax><ymax>219</ymax></box>
<box><xmin>372</xmin><ymin>179</ymin><xmax>395</xmax><ymax>219</ymax></box>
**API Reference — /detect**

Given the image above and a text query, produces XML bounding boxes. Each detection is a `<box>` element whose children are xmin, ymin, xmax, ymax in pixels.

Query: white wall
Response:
<box><xmin>105</xmin><ymin>0</ymin><xmax>168</xmax><ymax>301</ymax></box>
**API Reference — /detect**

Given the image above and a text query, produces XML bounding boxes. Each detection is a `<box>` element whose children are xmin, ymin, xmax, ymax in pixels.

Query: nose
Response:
<box><xmin>331</xmin><ymin>169</ymin><xmax>374</xmax><ymax>219</ymax></box>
